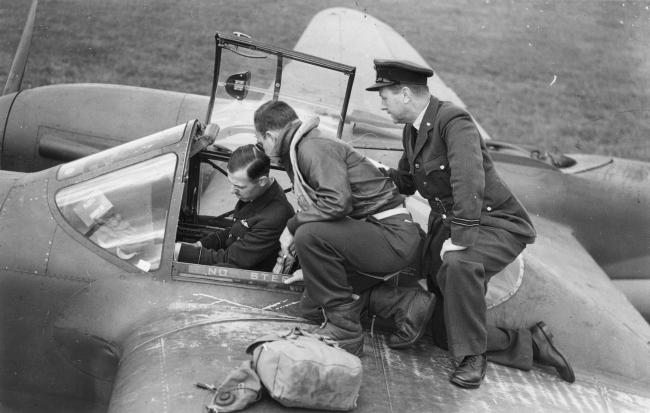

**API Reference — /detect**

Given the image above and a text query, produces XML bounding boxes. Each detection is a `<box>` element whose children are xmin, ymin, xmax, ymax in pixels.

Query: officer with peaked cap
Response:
<box><xmin>367</xmin><ymin>59</ymin><xmax>574</xmax><ymax>388</ymax></box>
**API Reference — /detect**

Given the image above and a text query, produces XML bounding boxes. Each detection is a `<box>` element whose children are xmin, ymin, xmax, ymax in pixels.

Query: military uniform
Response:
<box><xmin>386</xmin><ymin>94</ymin><xmax>536</xmax><ymax>359</ymax></box>
<box><xmin>178</xmin><ymin>180</ymin><xmax>294</xmax><ymax>271</ymax></box>
<box><xmin>366</xmin><ymin>60</ymin><xmax>574</xmax><ymax>384</ymax></box>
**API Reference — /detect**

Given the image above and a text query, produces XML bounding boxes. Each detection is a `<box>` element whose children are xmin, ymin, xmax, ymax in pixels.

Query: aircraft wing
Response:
<box><xmin>290</xmin><ymin>7</ymin><xmax>492</xmax><ymax>140</ymax></box>
<box><xmin>103</xmin><ymin>296</ymin><xmax>650</xmax><ymax>413</ymax></box>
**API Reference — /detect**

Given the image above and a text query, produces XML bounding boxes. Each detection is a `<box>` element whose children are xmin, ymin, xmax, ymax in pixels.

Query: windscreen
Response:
<box><xmin>55</xmin><ymin>154</ymin><xmax>177</xmax><ymax>272</ymax></box>
<box><xmin>207</xmin><ymin>35</ymin><xmax>353</xmax><ymax>151</ymax></box>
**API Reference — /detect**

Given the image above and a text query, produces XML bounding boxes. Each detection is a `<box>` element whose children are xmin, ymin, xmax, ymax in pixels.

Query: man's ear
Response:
<box><xmin>402</xmin><ymin>86</ymin><xmax>411</xmax><ymax>103</ymax></box>
<box><xmin>258</xmin><ymin>175</ymin><xmax>270</xmax><ymax>187</ymax></box>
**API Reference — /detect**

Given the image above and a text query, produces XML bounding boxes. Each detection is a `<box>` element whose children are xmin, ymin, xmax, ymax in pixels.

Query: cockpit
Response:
<box><xmin>49</xmin><ymin>33</ymin><xmax>362</xmax><ymax>288</ymax></box>
<box><xmin>47</xmin><ymin>29</ymin><xmax>550</xmax><ymax>302</ymax></box>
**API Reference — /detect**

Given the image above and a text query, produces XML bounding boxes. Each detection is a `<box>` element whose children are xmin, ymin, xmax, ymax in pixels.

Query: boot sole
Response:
<box><xmin>388</xmin><ymin>294</ymin><xmax>436</xmax><ymax>349</ymax></box>
<box><xmin>450</xmin><ymin>375</ymin><xmax>483</xmax><ymax>389</ymax></box>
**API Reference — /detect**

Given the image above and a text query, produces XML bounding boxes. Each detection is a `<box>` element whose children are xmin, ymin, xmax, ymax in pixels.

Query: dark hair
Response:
<box><xmin>227</xmin><ymin>144</ymin><xmax>270</xmax><ymax>180</ymax></box>
<box><xmin>254</xmin><ymin>100</ymin><xmax>299</xmax><ymax>134</ymax></box>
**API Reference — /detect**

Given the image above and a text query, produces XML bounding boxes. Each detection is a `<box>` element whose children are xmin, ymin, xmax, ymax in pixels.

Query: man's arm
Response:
<box><xmin>177</xmin><ymin>203</ymin><xmax>292</xmax><ymax>270</ymax></box>
<box><xmin>213</xmin><ymin>211</ymin><xmax>290</xmax><ymax>269</ymax></box>
<box><xmin>198</xmin><ymin>228</ymin><xmax>229</xmax><ymax>250</ymax></box>
<box><xmin>384</xmin><ymin>152</ymin><xmax>417</xmax><ymax>195</ymax></box>
<box><xmin>382</xmin><ymin>127</ymin><xmax>417</xmax><ymax>195</ymax></box>
<box><xmin>443</xmin><ymin>115</ymin><xmax>485</xmax><ymax>247</ymax></box>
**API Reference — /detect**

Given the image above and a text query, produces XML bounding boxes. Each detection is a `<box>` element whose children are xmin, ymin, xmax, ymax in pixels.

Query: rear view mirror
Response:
<box><xmin>225</xmin><ymin>71</ymin><xmax>251</xmax><ymax>100</ymax></box>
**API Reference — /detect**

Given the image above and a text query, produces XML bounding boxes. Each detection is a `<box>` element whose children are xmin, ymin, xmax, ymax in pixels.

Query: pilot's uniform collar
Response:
<box><xmin>412</xmin><ymin>101</ymin><xmax>429</xmax><ymax>132</ymax></box>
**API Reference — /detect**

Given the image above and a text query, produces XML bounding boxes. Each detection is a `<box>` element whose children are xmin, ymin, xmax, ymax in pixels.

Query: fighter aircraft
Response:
<box><xmin>1</xmin><ymin>3</ymin><xmax>650</xmax><ymax>413</ymax></box>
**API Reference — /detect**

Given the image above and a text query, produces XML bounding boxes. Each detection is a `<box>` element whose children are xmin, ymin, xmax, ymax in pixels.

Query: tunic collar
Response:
<box><xmin>412</xmin><ymin>101</ymin><xmax>429</xmax><ymax>132</ymax></box>
<box><xmin>234</xmin><ymin>180</ymin><xmax>282</xmax><ymax>218</ymax></box>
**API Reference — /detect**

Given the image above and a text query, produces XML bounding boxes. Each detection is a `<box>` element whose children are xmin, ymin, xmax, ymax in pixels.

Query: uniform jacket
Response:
<box><xmin>386</xmin><ymin>96</ymin><xmax>536</xmax><ymax>247</ymax></box>
<box><xmin>178</xmin><ymin>180</ymin><xmax>294</xmax><ymax>271</ymax></box>
<box><xmin>278</xmin><ymin>117</ymin><xmax>405</xmax><ymax>234</ymax></box>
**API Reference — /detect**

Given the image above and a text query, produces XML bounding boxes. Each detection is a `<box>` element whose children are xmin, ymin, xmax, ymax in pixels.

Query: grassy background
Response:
<box><xmin>1</xmin><ymin>0</ymin><xmax>649</xmax><ymax>160</ymax></box>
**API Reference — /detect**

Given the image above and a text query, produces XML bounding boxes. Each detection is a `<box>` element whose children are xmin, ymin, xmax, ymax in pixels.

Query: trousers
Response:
<box><xmin>424</xmin><ymin>214</ymin><xmax>533</xmax><ymax>369</ymax></box>
<box><xmin>294</xmin><ymin>214</ymin><xmax>421</xmax><ymax>309</ymax></box>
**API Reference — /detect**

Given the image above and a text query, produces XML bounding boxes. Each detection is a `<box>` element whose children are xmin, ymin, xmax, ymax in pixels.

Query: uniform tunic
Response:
<box><xmin>386</xmin><ymin>96</ymin><xmax>536</xmax><ymax>358</ymax></box>
<box><xmin>178</xmin><ymin>180</ymin><xmax>294</xmax><ymax>272</ymax></box>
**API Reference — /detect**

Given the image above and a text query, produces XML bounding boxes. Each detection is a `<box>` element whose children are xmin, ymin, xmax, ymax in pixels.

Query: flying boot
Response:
<box><xmin>368</xmin><ymin>284</ymin><xmax>436</xmax><ymax>348</ymax></box>
<box><xmin>313</xmin><ymin>292</ymin><xmax>369</xmax><ymax>356</ymax></box>
<box><xmin>296</xmin><ymin>290</ymin><xmax>324</xmax><ymax>324</ymax></box>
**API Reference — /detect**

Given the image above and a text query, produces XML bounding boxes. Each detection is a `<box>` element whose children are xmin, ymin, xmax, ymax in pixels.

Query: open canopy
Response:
<box><xmin>205</xmin><ymin>32</ymin><xmax>356</xmax><ymax>147</ymax></box>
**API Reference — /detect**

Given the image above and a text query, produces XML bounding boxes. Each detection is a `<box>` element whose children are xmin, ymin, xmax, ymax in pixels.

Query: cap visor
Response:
<box><xmin>365</xmin><ymin>81</ymin><xmax>397</xmax><ymax>91</ymax></box>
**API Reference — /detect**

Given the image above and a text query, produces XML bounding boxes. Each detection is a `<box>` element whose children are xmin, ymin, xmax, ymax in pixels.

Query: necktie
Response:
<box><xmin>410</xmin><ymin>125</ymin><xmax>418</xmax><ymax>151</ymax></box>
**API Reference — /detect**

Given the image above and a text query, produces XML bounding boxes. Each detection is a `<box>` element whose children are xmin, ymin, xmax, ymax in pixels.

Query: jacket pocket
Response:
<box><xmin>416</xmin><ymin>155</ymin><xmax>452</xmax><ymax>199</ymax></box>
<box><xmin>422</xmin><ymin>154</ymin><xmax>449</xmax><ymax>174</ymax></box>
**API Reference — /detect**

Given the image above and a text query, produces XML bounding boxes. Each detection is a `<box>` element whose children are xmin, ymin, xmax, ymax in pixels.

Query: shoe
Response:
<box><xmin>531</xmin><ymin>321</ymin><xmax>575</xmax><ymax>383</ymax></box>
<box><xmin>312</xmin><ymin>293</ymin><xmax>369</xmax><ymax>357</ymax></box>
<box><xmin>368</xmin><ymin>284</ymin><xmax>436</xmax><ymax>348</ymax></box>
<box><xmin>450</xmin><ymin>354</ymin><xmax>487</xmax><ymax>389</ymax></box>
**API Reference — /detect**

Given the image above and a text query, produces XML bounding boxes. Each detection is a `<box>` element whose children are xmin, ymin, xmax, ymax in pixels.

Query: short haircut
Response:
<box><xmin>254</xmin><ymin>100</ymin><xmax>299</xmax><ymax>134</ymax></box>
<box><xmin>227</xmin><ymin>144</ymin><xmax>271</xmax><ymax>180</ymax></box>
<box><xmin>385</xmin><ymin>83</ymin><xmax>430</xmax><ymax>98</ymax></box>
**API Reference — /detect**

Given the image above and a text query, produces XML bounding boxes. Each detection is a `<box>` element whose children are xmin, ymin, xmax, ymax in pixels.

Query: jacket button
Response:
<box><xmin>423</xmin><ymin>181</ymin><xmax>428</xmax><ymax>186</ymax></box>
<box><xmin>440</xmin><ymin>165</ymin><xmax>445</xmax><ymax>170</ymax></box>
<box><xmin>487</xmin><ymin>206</ymin><xmax>492</xmax><ymax>212</ymax></box>
<box><xmin>442</xmin><ymin>214</ymin><xmax>447</xmax><ymax>220</ymax></box>
<box><xmin>415</xmin><ymin>163</ymin><xmax>420</xmax><ymax>169</ymax></box>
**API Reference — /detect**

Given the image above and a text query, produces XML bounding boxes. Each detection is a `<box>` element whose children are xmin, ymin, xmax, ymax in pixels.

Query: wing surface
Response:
<box><xmin>487</xmin><ymin>215</ymin><xmax>650</xmax><ymax>388</ymax></box>
<box><xmin>290</xmin><ymin>7</ymin><xmax>492</xmax><ymax>139</ymax></box>
<box><xmin>104</xmin><ymin>291</ymin><xmax>650</xmax><ymax>412</ymax></box>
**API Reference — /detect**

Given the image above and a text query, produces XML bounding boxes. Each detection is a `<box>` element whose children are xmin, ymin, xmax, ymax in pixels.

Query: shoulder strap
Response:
<box><xmin>435</xmin><ymin>104</ymin><xmax>472</xmax><ymax>148</ymax></box>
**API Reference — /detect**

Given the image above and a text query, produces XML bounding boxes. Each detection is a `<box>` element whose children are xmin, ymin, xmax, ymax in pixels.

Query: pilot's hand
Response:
<box><xmin>279</xmin><ymin>226</ymin><xmax>295</xmax><ymax>256</ymax></box>
<box><xmin>440</xmin><ymin>238</ymin><xmax>467</xmax><ymax>260</ymax></box>
<box><xmin>283</xmin><ymin>269</ymin><xmax>303</xmax><ymax>284</ymax></box>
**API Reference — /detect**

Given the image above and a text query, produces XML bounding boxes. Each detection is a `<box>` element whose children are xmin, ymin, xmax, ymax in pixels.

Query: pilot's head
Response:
<box><xmin>227</xmin><ymin>144</ymin><xmax>272</xmax><ymax>202</ymax></box>
<box><xmin>366</xmin><ymin>59</ymin><xmax>433</xmax><ymax>124</ymax></box>
<box><xmin>254</xmin><ymin>100</ymin><xmax>299</xmax><ymax>161</ymax></box>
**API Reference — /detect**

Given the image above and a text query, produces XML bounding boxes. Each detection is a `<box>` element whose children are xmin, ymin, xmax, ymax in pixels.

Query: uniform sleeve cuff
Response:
<box><xmin>451</xmin><ymin>224</ymin><xmax>478</xmax><ymax>247</ymax></box>
<box><xmin>178</xmin><ymin>243</ymin><xmax>201</xmax><ymax>263</ymax></box>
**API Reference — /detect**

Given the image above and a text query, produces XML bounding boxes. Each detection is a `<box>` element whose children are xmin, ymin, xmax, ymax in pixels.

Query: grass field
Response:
<box><xmin>1</xmin><ymin>0</ymin><xmax>649</xmax><ymax>161</ymax></box>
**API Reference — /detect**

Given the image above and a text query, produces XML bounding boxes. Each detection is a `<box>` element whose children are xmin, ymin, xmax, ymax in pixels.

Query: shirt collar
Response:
<box><xmin>412</xmin><ymin>101</ymin><xmax>430</xmax><ymax>132</ymax></box>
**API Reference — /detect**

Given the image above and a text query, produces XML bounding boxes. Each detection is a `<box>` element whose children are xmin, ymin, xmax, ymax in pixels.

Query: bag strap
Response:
<box><xmin>246</xmin><ymin>326</ymin><xmax>340</xmax><ymax>355</ymax></box>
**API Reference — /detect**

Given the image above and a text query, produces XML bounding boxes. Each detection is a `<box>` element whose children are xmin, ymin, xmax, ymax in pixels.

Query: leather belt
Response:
<box><xmin>371</xmin><ymin>207</ymin><xmax>411</xmax><ymax>221</ymax></box>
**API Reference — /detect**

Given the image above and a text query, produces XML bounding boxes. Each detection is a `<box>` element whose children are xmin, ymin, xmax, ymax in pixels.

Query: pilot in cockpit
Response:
<box><xmin>174</xmin><ymin>144</ymin><xmax>294</xmax><ymax>271</ymax></box>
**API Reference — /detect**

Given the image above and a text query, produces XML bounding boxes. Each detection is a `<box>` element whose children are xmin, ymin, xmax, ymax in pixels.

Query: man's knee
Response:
<box><xmin>437</xmin><ymin>251</ymin><xmax>464</xmax><ymax>280</ymax></box>
<box><xmin>436</xmin><ymin>253</ymin><xmax>484</xmax><ymax>288</ymax></box>
<box><xmin>294</xmin><ymin>223</ymin><xmax>322</xmax><ymax>247</ymax></box>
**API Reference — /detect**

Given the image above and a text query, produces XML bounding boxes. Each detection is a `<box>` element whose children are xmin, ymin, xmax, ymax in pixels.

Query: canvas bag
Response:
<box><xmin>246</xmin><ymin>327</ymin><xmax>363</xmax><ymax>411</ymax></box>
<box><xmin>203</xmin><ymin>360</ymin><xmax>261</xmax><ymax>413</ymax></box>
